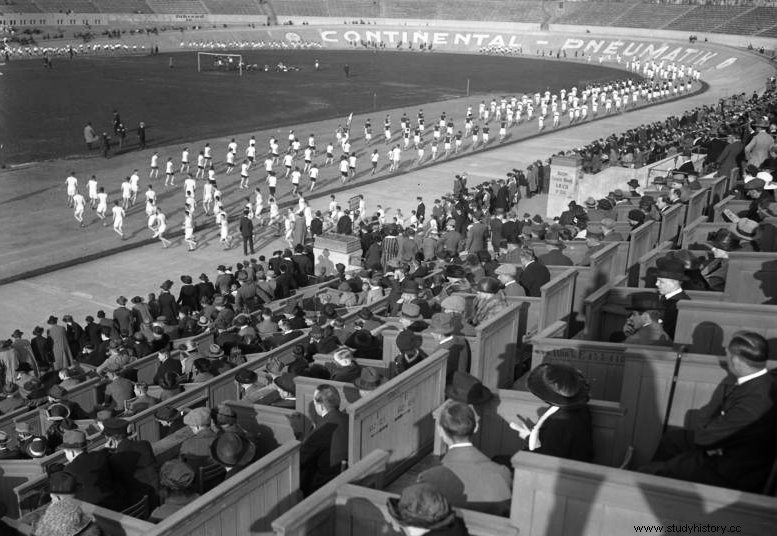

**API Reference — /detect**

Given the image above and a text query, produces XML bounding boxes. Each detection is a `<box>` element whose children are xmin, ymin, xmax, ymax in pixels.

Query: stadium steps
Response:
<box><xmin>610</xmin><ymin>3</ymin><xmax>695</xmax><ymax>29</ymax></box>
<box><xmin>271</xmin><ymin>0</ymin><xmax>334</xmax><ymax>17</ymax></box>
<box><xmin>713</xmin><ymin>6</ymin><xmax>777</xmax><ymax>36</ymax></box>
<box><xmin>144</xmin><ymin>0</ymin><xmax>209</xmax><ymax>15</ymax></box>
<box><xmin>664</xmin><ymin>5</ymin><xmax>750</xmax><ymax>33</ymax></box>
<box><xmin>756</xmin><ymin>23</ymin><xmax>777</xmax><ymax>38</ymax></box>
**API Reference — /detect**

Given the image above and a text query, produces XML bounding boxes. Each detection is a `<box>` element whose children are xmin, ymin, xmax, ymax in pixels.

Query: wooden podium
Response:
<box><xmin>313</xmin><ymin>233</ymin><xmax>363</xmax><ymax>275</ymax></box>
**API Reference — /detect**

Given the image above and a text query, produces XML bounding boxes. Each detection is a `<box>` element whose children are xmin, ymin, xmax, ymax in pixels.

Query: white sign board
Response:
<box><xmin>547</xmin><ymin>157</ymin><xmax>582</xmax><ymax>218</ymax></box>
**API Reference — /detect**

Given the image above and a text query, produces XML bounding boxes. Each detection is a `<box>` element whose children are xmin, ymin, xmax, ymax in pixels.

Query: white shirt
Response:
<box><xmin>66</xmin><ymin>175</ymin><xmax>78</xmax><ymax>191</ymax></box>
<box><xmin>181</xmin><ymin>149</ymin><xmax>189</xmax><ymax>162</ymax></box>
<box><xmin>87</xmin><ymin>179</ymin><xmax>98</xmax><ymax>197</ymax></box>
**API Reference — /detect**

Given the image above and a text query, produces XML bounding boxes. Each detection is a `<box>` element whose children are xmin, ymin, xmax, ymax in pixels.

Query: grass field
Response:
<box><xmin>0</xmin><ymin>49</ymin><xmax>630</xmax><ymax>165</ymax></box>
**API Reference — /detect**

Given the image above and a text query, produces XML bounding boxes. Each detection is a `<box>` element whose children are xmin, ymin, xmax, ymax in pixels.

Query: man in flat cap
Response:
<box><xmin>179</xmin><ymin>407</ymin><xmax>217</xmax><ymax>468</ymax></box>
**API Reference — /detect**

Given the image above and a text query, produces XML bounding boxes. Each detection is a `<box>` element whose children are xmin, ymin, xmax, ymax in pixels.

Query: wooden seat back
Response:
<box><xmin>510</xmin><ymin>450</ymin><xmax>777</xmax><ymax>535</ymax></box>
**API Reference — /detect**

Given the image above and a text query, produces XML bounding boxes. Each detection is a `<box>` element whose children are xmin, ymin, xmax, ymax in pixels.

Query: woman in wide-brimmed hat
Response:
<box><xmin>509</xmin><ymin>363</ymin><xmax>593</xmax><ymax>463</ymax></box>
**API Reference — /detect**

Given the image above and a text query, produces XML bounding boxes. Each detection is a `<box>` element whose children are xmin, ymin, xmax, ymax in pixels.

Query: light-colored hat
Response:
<box><xmin>183</xmin><ymin>407</ymin><xmax>211</xmax><ymax>427</ymax></box>
<box><xmin>33</xmin><ymin>498</ymin><xmax>94</xmax><ymax>536</ymax></box>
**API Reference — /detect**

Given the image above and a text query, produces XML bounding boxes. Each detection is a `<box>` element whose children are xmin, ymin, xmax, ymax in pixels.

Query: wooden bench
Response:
<box><xmin>680</xmin><ymin>216</ymin><xmax>732</xmax><ymax>248</ymax></box>
<box><xmin>713</xmin><ymin>197</ymin><xmax>777</xmax><ymax>223</ymax></box>
<box><xmin>147</xmin><ymin>440</ymin><xmax>302</xmax><ymax>535</ymax></box>
<box><xmin>636</xmin><ymin>241</ymin><xmax>674</xmax><ymax>287</ymax></box>
<box><xmin>510</xmin><ymin>450</ymin><xmax>777</xmax><ymax>536</ymax></box>
<box><xmin>674</xmin><ymin>300</ymin><xmax>777</xmax><ymax>359</ymax></box>
<box><xmin>724</xmin><ymin>251</ymin><xmax>777</xmax><ymax>305</ymax></box>
<box><xmin>272</xmin><ymin>483</ymin><xmax>519</xmax><ymax>536</ymax></box>
<box><xmin>529</xmin><ymin>320</ymin><xmax>729</xmax><ymax>466</ymax></box>
<box><xmin>346</xmin><ymin>349</ymin><xmax>448</xmax><ymax>483</ymax></box>
<box><xmin>432</xmin><ymin>389</ymin><xmax>629</xmax><ymax>468</ymax></box>
<box><xmin>380</xmin><ymin>300</ymin><xmax>520</xmax><ymax>390</ymax></box>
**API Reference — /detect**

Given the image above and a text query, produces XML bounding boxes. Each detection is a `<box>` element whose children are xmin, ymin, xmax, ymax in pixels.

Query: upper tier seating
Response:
<box><xmin>385</xmin><ymin>0</ymin><xmax>547</xmax><ymax>23</ymax></box>
<box><xmin>665</xmin><ymin>5</ymin><xmax>751</xmax><ymax>32</ymax></box>
<box><xmin>94</xmin><ymin>0</ymin><xmax>153</xmax><ymax>14</ymax></box>
<box><xmin>44</xmin><ymin>0</ymin><xmax>98</xmax><ymax>13</ymax></box>
<box><xmin>144</xmin><ymin>0</ymin><xmax>208</xmax><ymax>15</ymax></box>
<box><xmin>0</xmin><ymin>0</ymin><xmax>42</xmax><ymax>13</ymax></box>
<box><xmin>203</xmin><ymin>0</ymin><xmax>266</xmax><ymax>15</ymax></box>
<box><xmin>552</xmin><ymin>1</ymin><xmax>627</xmax><ymax>27</ymax></box>
<box><xmin>611</xmin><ymin>3</ymin><xmax>695</xmax><ymax>29</ymax></box>
<box><xmin>714</xmin><ymin>6</ymin><xmax>777</xmax><ymax>35</ymax></box>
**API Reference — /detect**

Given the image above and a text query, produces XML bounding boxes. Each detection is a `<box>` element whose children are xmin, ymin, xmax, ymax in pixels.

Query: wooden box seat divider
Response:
<box><xmin>273</xmin><ymin>483</ymin><xmax>519</xmax><ymax>536</ymax></box>
<box><xmin>625</xmin><ymin>220</ymin><xmax>659</xmax><ymax>286</ymax></box>
<box><xmin>510</xmin><ymin>451</ymin><xmax>777</xmax><ymax>536</ymax></box>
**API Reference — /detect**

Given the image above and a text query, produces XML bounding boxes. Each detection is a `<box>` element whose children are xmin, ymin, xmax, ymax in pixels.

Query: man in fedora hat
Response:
<box><xmin>354</xmin><ymin>367</ymin><xmax>385</xmax><ymax>397</ymax></box>
<box><xmin>113</xmin><ymin>296</ymin><xmax>134</xmax><ymax>336</ymax></box>
<box><xmin>701</xmin><ymin>228</ymin><xmax>741</xmax><ymax>291</ymax></box>
<box><xmin>236</xmin><ymin>369</ymin><xmax>272</xmax><ymax>404</ymax></box>
<box><xmin>621</xmin><ymin>292</ymin><xmax>672</xmax><ymax>346</ymax></box>
<box><xmin>386</xmin><ymin>482</ymin><xmax>469</xmax><ymax>535</ymax></box>
<box><xmin>429</xmin><ymin>313</ymin><xmax>469</xmax><ymax>381</ymax></box>
<box><xmin>179</xmin><ymin>406</ymin><xmax>217</xmax><ymax>468</ymax></box>
<box><xmin>212</xmin><ymin>430</ymin><xmax>257</xmax><ymax>476</ymax></box>
<box><xmin>418</xmin><ymin>401</ymin><xmax>510</xmax><ymax>515</ymax></box>
<box><xmin>153</xmin><ymin>343</ymin><xmax>181</xmax><ymax>386</ymax></box>
<box><xmin>177</xmin><ymin>275</ymin><xmax>200</xmax><ymax>312</ymax></box>
<box><xmin>399</xmin><ymin>301</ymin><xmax>429</xmax><ymax>333</ymax></box>
<box><xmin>654</xmin><ymin>256</ymin><xmax>690</xmax><ymax>340</ymax></box>
<box><xmin>641</xmin><ymin>331</ymin><xmax>777</xmax><ymax>492</ymax></box>
<box><xmin>104</xmin><ymin>417</ymin><xmax>160</xmax><ymax>506</ymax></box>
<box><xmin>47</xmin><ymin>316</ymin><xmax>73</xmax><ymax>371</ymax></box>
<box><xmin>300</xmin><ymin>384</ymin><xmax>349</xmax><ymax>496</ymax></box>
<box><xmin>158</xmin><ymin>280</ymin><xmax>178</xmax><ymax>326</ymax></box>
<box><xmin>271</xmin><ymin>373</ymin><xmax>298</xmax><ymax>409</ymax></box>
<box><xmin>104</xmin><ymin>365</ymin><xmax>134</xmax><ymax>411</ymax></box>
<box><xmin>510</xmin><ymin>363</ymin><xmax>593</xmax><ymax>462</ymax></box>
<box><xmin>325</xmin><ymin>347</ymin><xmax>361</xmax><ymax>382</ymax></box>
<box><xmin>62</xmin><ymin>429</ymin><xmax>125</xmax><ymax>509</ymax></box>
<box><xmin>389</xmin><ymin>330</ymin><xmax>427</xmax><ymax>379</ymax></box>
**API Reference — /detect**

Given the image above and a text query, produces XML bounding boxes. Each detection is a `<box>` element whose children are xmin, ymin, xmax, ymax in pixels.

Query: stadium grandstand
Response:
<box><xmin>0</xmin><ymin>1</ymin><xmax>776</xmax><ymax>535</ymax></box>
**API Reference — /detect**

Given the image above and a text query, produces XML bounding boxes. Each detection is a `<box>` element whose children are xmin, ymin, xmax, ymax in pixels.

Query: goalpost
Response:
<box><xmin>197</xmin><ymin>52</ymin><xmax>244</xmax><ymax>75</ymax></box>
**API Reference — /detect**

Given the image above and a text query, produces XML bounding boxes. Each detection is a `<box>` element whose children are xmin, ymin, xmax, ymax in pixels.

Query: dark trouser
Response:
<box><xmin>243</xmin><ymin>234</ymin><xmax>254</xmax><ymax>255</ymax></box>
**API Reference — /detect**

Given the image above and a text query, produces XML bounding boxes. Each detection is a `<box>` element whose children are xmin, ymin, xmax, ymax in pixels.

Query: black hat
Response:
<box><xmin>444</xmin><ymin>264</ymin><xmax>467</xmax><ymax>279</ymax></box>
<box><xmin>235</xmin><ymin>369</ymin><xmax>258</xmax><ymax>384</ymax></box>
<box><xmin>210</xmin><ymin>431</ymin><xmax>256</xmax><ymax>468</ymax></box>
<box><xmin>527</xmin><ymin>363</ymin><xmax>590</xmax><ymax>408</ymax></box>
<box><xmin>627</xmin><ymin>210</ymin><xmax>645</xmax><ymax>225</ymax></box>
<box><xmin>16</xmin><ymin>362</ymin><xmax>33</xmax><ymax>373</ymax></box>
<box><xmin>160</xmin><ymin>280</ymin><xmax>174</xmax><ymax>291</ymax></box>
<box><xmin>396</xmin><ymin>330</ymin><xmax>422</xmax><ymax>353</ymax></box>
<box><xmin>387</xmin><ymin>483</ymin><xmax>456</xmax><ymax>530</ymax></box>
<box><xmin>102</xmin><ymin>418</ymin><xmax>130</xmax><ymax>438</ymax></box>
<box><xmin>445</xmin><ymin>371</ymin><xmax>492</xmax><ymax>405</ymax></box>
<box><xmin>654</xmin><ymin>256</ymin><xmax>689</xmax><ymax>281</ymax></box>
<box><xmin>49</xmin><ymin>471</ymin><xmax>78</xmax><ymax>494</ymax></box>
<box><xmin>273</xmin><ymin>373</ymin><xmax>297</xmax><ymax>395</ymax></box>
<box><xmin>354</xmin><ymin>367</ymin><xmax>384</xmax><ymax>391</ymax></box>
<box><xmin>707</xmin><ymin>228</ymin><xmax>741</xmax><ymax>252</ymax></box>
<box><xmin>476</xmin><ymin>277</ymin><xmax>501</xmax><ymax>294</ymax></box>
<box><xmin>180</xmin><ymin>275</ymin><xmax>193</xmax><ymax>285</ymax></box>
<box><xmin>47</xmin><ymin>316</ymin><xmax>58</xmax><ymax>325</ymax></box>
<box><xmin>625</xmin><ymin>292</ymin><xmax>666</xmax><ymax>312</ymax></box>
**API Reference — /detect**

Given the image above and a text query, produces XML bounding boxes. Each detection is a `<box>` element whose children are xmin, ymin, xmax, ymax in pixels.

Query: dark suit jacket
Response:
<box><xmin>274</xmin><ymin>273</ymin><xmax>296</xmax><ymax>299</ymax></box>
<box><xmin>110</xmin><ymin>438</ymin><xmax>160</xmax><ymax>503</ymax></box>
<box><xmin>65</xmin><ymin>450</ymin><xmax>124</xmax><ymax>509</ymax></box>
<box><xmin>196</xmin><ymin>281</ymin><xmax>215</xmax><ymax>303</ymax></box>
<box><xmin>153</xmin><ymin>358</ymin><xmax>182</xmax><ymax>386</ymax></box>
<box><xmin>418</xmin><ymin>445</ymin><xmax>511</xmax><ymax>515</ymax></box>
<box><xmin>538</xmin><ymin>249</ymin><xmax>574</xmax><ymax>267</ymax></box>
<box><xmin>267</xmin><ymin>330</ymin><xmax>303</xmax><ymax>349</ymax></box>
<box><xmin>416</xmin><ymin>202</ymin><xmax>426</xmax><ymax>221</ymax></box>
<box><xmin>534</xmin><ymin>405</ymin><xmax>594</xmax><ymax>463</ymax></box>
<box><xmin>113</xmin><ymin>307</ymin><xmax>133</xmax><ymax>335</ymax></box>
<box><xmin>518</xmin><ymin>260</ymin><xmax>551</xmax><ymax>297</ymax></box>
<box><xmin>157</xmin><ymin>291</ymin><xmax>178</xmax><ymax>324</ymax></box>
<box><xmin>465</xmin><ymin>222</ymin><xmax>487</xmax><ymax>254</ymax></box>
<box><xmin>292</xmin><ymin>254</ymin><xmax>312</xmax><ymax>286</ymax></box>
<box><xmin>336</xmin><ymin>215</ymin><xmax>352</xmax><ymax>235</ymax></box>
<box><xmin>690</xmin><ymin>371</ymin><xmax>777</xmax><ymax>492</ymax></box>
<box><xmin>239</xmin><ymin>216</ymin><xmax>254</xmax><ymax>238</ymax></box>
<box><xmin>310</xmin><ymin>218</ymin><xmax>323</xmax><ymax>236</ymax></box>
<box><xmin>177</xmin><ymin>284</ymin><xmax>199</xmax><ymax>311</ymax></box>
<box><xmin>659</xmin><ymin>290</ymin><xmax>690</xmax><ymax>340</ymax></box>
<box><xmin>300</xmin><ymin>410</ymin><xmax>349</xmax><ymax>495</ymax></box>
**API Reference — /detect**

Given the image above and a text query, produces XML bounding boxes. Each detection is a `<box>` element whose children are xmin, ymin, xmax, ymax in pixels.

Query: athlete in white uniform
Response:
<box><xmin>152</xmin><ymin>208</ymin><xmax>172</xmax><ymax>248</ymax></box>
<box><xmin>73</xmin><ymin>191</ymin><xmax>86</xmax><ymax>227</ymax></box>
<box><xmin>96</xmin><ymin>187</ymin><xmax>108</xmax><ymax>224</ymax></box>
<box><xmin>218</xmin><ymin>210</ymin><xmax>231</xmax><ymax>249</ymax></box>
<box><xmin>308</xmin><ymin>163</ymin><xmax>319</xmax><ymax>191</ymax></box>
<box><xmin>183</xmin><ymin>209</ymin><xmax>197</xmax><ymax>251</ymax></box>
<box><xmin>129</xmin><ymin>170</ymin><xmax>140</xmax><ymax>205</ymax></box>
<box><xmin>120</xmin><ymin>177</ymin><xmax>132</xmax><ymax>210</ymax></box>
<box><xmin>111</xmin><ymin>201</ymin><xmax>125</xmax><ymax>237</ymax></box>
<box><xmin>149</xmin><ymin>153</ymin><xmax>159</xmax><ymax>179</ymax></box>
<box><xmin>225</xmin><ymin>150</ymin><xmax>236</xmax><ymax>174</ymax></box>
<box><xmin>240</xmin><ymin>160</ymin><xmax>250</xmax><ymax>189</ymax></box>
<box><xmin>165</xmin><ymin>158</ymin><xmax>175</xmax><ymax>186</ymax></box>
<box><xmin>180</xmin><ymin>147</ymin><xmax>190</xmax><ymax>173</ymax></box>
<box><xmin>87</xmin><ymin>175</ymin><xmax>98</xmax><ymax>209</ymax></box>
<box><xmin>65</xmin><ymin>173</ymin><xmax>78</xmax><ymax>207</ymax></box>
<box><xmin>196</xmin><ymin>151</ymin><xmax>205</xmax><ymax>179</ymax></box>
